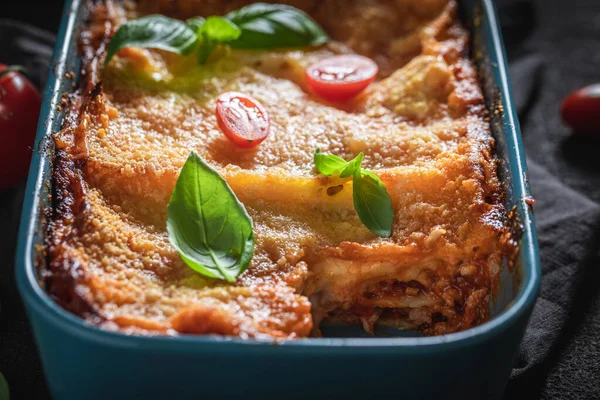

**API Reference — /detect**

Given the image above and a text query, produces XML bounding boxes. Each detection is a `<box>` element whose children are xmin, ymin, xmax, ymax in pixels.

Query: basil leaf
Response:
<box><xmin>340</xmin><ymin>152</ymin><xmax>364</xmax><ymax>179</ymax></box>
<box><xmin>167</xmin><ymin>152</ymin><xmax>254</xmax><ymax>283</ymax></box>
<box><xmin>186</xmin><ymin>17</ymin><xmax>206</xmax><ymax>32</ymax></box>
<box><xmin>314</xmin><ymin>148</ymin><xmax>348</xmax><ymax>176</ymax></box>
<box><xmin>0</xmin><ymin>373</ymin><xmax>9</xmax><ymax>400</ymax></box>
<box><xmin>105</xmin><ymin>15</ymin><xmax>198</xmax><ymax>66</ymax></box>
<box><xmin>201</xmin><ymin>16</ymin><xmax>242</xmax><ymax>42</ymax></box>
<box><xmin>197</xmin><ymin>16</ymin><xmax>242</xmax><ymax>63</ymax></box>
<box><xmin>353</xmin><ymin>170</ymin><xmax>394</xmax><ymax>238</ymax></box>
<box><xmin>226</xmin><ymin>3</ymin><xmax>329</xmax><ymax>49</ymax></box>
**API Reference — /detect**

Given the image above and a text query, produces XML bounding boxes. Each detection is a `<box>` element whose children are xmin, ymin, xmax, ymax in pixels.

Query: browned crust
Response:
<box><xmin>44</xmin><ymin>2</ymin><xmax>115</xmax><ymax>320</ymax></box>
<box><xmin>46</xmin><ymin>119</ymin><xmax>97</xmax><ymax>318</ymax></box>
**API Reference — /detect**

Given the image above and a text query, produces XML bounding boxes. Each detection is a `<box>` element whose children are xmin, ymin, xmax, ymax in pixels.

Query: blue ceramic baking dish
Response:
<box><xmin>16</xmin><ymin>0</ymin><xmax>541</xmax><ymax>399</ymax></box>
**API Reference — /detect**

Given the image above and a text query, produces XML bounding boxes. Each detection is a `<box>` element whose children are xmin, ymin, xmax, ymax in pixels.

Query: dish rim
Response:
<box><xmin>15</xmin><ymin>0</ymin><xmax>541</xmax><ymax>350</ymax></box>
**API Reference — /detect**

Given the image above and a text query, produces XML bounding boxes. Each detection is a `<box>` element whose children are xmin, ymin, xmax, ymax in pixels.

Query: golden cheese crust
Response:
<box><xmin>47</xmin><ymin>0</ymin><xmax>508</xmax><ymax>338</ymax></box>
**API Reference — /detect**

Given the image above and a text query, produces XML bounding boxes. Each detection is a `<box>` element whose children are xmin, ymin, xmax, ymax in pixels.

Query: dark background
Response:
<box><xmin>1</xmin><ymin>1</ymin><xmax>600</xmax><ymax>399</ymax></box>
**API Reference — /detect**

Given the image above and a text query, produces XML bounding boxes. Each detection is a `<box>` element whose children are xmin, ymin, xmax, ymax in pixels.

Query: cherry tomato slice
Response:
<box><xmin>215</xmin><ymin>92</ymin><xmax>270</xmax><ymax>148</ymax></box>
<box><xmin>0</xmin><ymin>65</ymin><xmax>41</xmax><ymax>189</ymax></box>
<box><xmin>561</xmin><ymin>84</ymin><xmax>600</xmax><ymax>135</ymax></box>
<box><xmin>305</xmin><ymin>54</ymin><xmax>378</xmax><ymax>102</ymax></box>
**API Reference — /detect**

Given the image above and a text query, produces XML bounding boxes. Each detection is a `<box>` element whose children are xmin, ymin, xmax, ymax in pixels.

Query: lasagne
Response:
<box><xmin>47</xmin><ymin>0</ymin><xmax>510</xmax><ymax>338</ymax></box>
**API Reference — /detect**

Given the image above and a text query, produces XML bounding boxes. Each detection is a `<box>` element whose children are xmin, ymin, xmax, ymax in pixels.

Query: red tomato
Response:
<box><xmin>561</xmin><ymin>84</ymin><xmax>600</xmax><ymax>135</ymax></box>
<box><xmin>305</xmin><ymin>54</ymin><xmax>378</xmax><ymax>102</ymax></box>
<box><xmin>0</xmin><ymin>65</ymin><xmax>41</xmax><ymax>189</ymax></box>
<box><xmin>215</xmin><ymin>92</ymin><xmax>270</xmax><ymax>148</ymax></box>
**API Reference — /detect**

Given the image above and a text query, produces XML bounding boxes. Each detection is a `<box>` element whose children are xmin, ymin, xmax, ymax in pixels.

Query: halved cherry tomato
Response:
<box><xmin>215</xmin><ymin>92</ymin><xmax>270</xmax><ymax>148</ymax></box>
<box><xmin>561</xmin><ymin>84</ymin><xmax>600</xmax><ymax>135</ymax></box>
<box><xmin>305</xmin><ymin>54</ymin><xmax>378</xmax><ymax>102</ymax></box>
<box><xmin>0</xmin><ymin>65</ymin><xmax>41</xmax><ymax>189</ymax></box>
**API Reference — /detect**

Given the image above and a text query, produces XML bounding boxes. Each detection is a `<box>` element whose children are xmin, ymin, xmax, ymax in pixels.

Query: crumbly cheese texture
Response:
<box><xmin>48</xmin><ymin>0</ymin><xmax>506</xmax><ymax>338</ymax></box>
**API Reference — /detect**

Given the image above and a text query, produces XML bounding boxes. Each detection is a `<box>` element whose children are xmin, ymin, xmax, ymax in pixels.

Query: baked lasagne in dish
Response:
<box><xmin>47</xmin><ymin>0</ymin><xmax>511</xmax><ymax>339</ymax></box>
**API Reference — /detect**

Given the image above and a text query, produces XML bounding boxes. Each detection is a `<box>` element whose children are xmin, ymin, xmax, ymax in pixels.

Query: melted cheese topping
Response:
<box><xmin>48</xmin><ymin>0</ymin><xmax>505</xmax><ymax>338</ymax></box>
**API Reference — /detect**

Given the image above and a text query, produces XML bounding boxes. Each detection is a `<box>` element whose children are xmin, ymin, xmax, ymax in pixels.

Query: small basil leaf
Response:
<box><xmin>314</xmin><ymin>148</ymin><xmax>348</xmax><ymax>176</ymax></box>
<box><xmin>353</xmin><ymin>170</ymin><xmax>394</xmax><ymax>238</ymax></box>
<box><xmin>196</xmin><ymin>17</ymin><xmax>241</xmax><ymax>64</ymax></box>
<box><xmin>0</xmin><ymin>373</ymin><xmax>9</xmax><ymax>400</ymax></box>
<box><xmin>167</xmin><ymin>152</ymin><xmax>254</xmax><ymax>283</ymax></box>
<box><xmin>186</xmin><ymin>17</ymin><xmax>206</xmax><ymax>32</ymax></box>
<box><xmin>105</xmin><ymin>15</ymin><xmax>198</xmax><ymax>66</ymax></box>
<box><xmin>340</xmin><ymin>152</ymin><xmax>364</xmax><ymax>179</ymax></box>
<box><xmin>226</xmin><ymin>3</ymin><xmax>329</xmax><ymax>49</ymax></box>
<box><xmin>201</xmin><ymin>16</ymin><xmax>242</xmax><ymax>42</ymax></box>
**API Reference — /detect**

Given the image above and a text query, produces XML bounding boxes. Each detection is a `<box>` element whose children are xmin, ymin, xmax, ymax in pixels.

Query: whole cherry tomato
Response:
<box><xmin>561</xmin><ymin>84</ymin><xmax>600</xmax><ymax>135</ymax></box>
<box><xmin>305</xmin><ymin>54</ymin><xmax>378</xmax><ymax>102</ymax></box>
<box><xmin>0</xmin><ymin>65</ymin><xmax>42</xmax><ymax>189</ymax></box>
<box><xmin>216</xmin><ymin>91</ymin><xmax>270</xmax><ymax>148</ymax></box>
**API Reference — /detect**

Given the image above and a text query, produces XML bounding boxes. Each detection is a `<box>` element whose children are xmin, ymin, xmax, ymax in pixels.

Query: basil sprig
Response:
<box><xmin>105</xmin><ymin>3</ymin><xmax>328</xmax><ymax>66</ymax></box>
<box><xmin>167</xmin><ymin>152</ymin><xmax>254</xmax><ymax>282</ymax></box>
<box><xmin>314</xmin><ymin>149</ymin><xmax>394</xmax><ymax>238</ymax></box>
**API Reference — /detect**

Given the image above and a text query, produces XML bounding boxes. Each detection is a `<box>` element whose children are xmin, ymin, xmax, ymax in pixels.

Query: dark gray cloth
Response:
<box><xmin>498</xmin><ymin>0</ymin><xmax>600</xmax><ymax>398</ymax></box>
<box><xmin>1</xmin><ymin>1</ymin><xmax>600</xmax><ymax>399</ymax></box>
